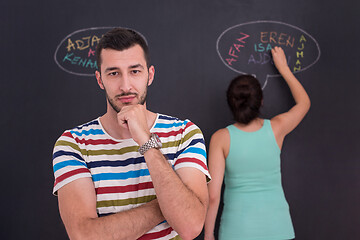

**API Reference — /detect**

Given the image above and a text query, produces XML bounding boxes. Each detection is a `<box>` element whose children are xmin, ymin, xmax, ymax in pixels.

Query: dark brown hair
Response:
<box><xmin>227</xmin><ymin>75</ymin><xmax>263</xmax><ymax>124</ymax></box>
<box><xmin>96</xmin><ymin>28</ymin><xmax>150</xmax><ymax>71</ymax></box>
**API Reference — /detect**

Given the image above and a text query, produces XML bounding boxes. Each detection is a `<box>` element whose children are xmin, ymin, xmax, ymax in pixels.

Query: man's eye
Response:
<box><xmin>109</xmin><ymin>72</ymin><xmax>118</xmax><ymax>76</ymax></box>
<box><xmin>131</xmin><ymin>70</ymin><xmax>140</xmax><ymax>74</ymax></box>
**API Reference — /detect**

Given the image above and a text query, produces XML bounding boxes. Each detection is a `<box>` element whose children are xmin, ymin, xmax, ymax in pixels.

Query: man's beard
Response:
<box><xmin>106</xmin><ymin>86</ymin><xmax>148</xmax><ymax>113</ymax></box>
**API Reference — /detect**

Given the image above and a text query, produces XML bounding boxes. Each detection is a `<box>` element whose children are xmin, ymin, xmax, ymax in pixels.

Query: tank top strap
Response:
<box><xmin>263</xmin><ymin>119</ymin><xmax>281</xmax><ymax>152</ymax></box>
<box><xmin>263</xmin><ymin>119</ymin><xmax>274</xmax><ymax>134</ymax></box>
<box><xmin>226</xmin><ymin>124</ymin><xmax>237</xmax><ymax>136</ymax></box>
<box><xmin>263</xmin><ymin>119</ymin><xmax>270</xmax><ymax>128</ymax></box>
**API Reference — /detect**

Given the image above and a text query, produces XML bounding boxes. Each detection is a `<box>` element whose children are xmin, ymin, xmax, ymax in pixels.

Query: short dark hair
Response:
<box><xmin>226</xmin><ymin>75</ymin><xmax>263</xmax><ymax>124</ymax></box>
<box><xmin>96</xmin><ymin>28</ymin><xmax>150</xmax><ymax>71</ymax></box>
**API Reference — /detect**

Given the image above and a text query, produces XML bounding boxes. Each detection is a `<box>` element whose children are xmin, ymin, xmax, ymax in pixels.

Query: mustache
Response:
<box><xmin>116</xmin><ymin>92</ymin><xmax>138</xmax><ymax>98</ymax></box>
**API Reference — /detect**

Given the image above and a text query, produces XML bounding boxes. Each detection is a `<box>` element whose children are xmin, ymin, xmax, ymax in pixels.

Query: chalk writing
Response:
<box><xmin>248</xmin><ymin>52</ymin><xmax>291</xmax><ymax>66</ymax></box>
<box><xmin>66</xmin><ymin>35</ymin><xmax>101</xmax><ymax>51</ymax></box>
<box><xmin>260</xmin><ymin>32</ymin><xmax>294</xmax><ymax>47</ymax></box>
<box><xmin>248</xmin><ymin>52</ymin><xmax>272</xmax><ymax>65</ymax></box>
<box><xmin>254</xmin><ymin>43</ymin><xmax>273</xmax><ymax>52</ymax></box>
<box><xmin>88</xmin><ymin>48</ymin><xmax>95</xmax><ymax>57</ymax></box>
<box><xmin>216</xmin><ymin>21</ymin><xmax>321</xmax><ymax>88</ymax></box>
<box><xmin>225</xmin><ymin>32</ymin><xmax>250</xmax><ymax>66</ymax></box>
<box><xmin>54</xmin><ymin>27</ymin><xmax>148</xmax><ymax>77</ymax></box>
<box><xmin>294</xmin><ymin>35</ymin><xmax>307</xmax><ymax>72</ymax></box>
<box><xmin>62</xmin><ymin>53</ymin><xmax>97</xmax><ymax>69</ymax></box>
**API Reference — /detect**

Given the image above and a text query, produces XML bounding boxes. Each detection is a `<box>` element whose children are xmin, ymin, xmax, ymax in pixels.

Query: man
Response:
<box><xmin>52</xmin><ymin>28</ymin><xmax>210</xmax><ymax>240</ymax></box>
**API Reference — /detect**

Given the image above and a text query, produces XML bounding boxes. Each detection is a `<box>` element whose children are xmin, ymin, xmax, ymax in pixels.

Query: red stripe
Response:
<box><xmin>154</xmin><ymin>121</ymin><xmax>194</xmax><ymax>138</ymax></box>
<box><xmin>54</xmin><ymin>168</ymin><xmax>90</xmax><ymax>186</ymax></box>
<box><xmin>96</xmin><ymin>181</ymin><xmax>154</xmax><ymax>194</ymax></box>
<box><xmin>174</xmin><ymin>157</ymin><xmax>208</xmax><ymax>171</ymax></box>
<box><xmin>62</xmin><ymin>131</ymin><xmax>119</xmax><ymax>145</ymax></box>
<box><xmin>74</xmin><ymin>138</ymin><xmax>119</xmax><ymax>145</ymax></box>
<box><xmin>155</xmin><ymin>129</ymin><xmax>184</xmax><ymax>138</ymax></box>
<box><xmin>62</xmin><ymin>131</ymin><xmax>73</xmax><ymax>138</ymax></box>
<box><xmin>185</xmin><ymin>121</ymin><xmax>195</xmax><ymax>128</ymax></box>
<box><xmin>138</xmin><ymin>227</ymin><xmax>173</xmax><ymax>240</ymax></box>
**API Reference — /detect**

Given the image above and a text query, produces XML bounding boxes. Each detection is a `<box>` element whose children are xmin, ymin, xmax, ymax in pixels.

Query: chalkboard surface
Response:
<box><xmin>1</xmin><ymin>1</ymin><xmax>359</xmax><ymax>239</ymax></box>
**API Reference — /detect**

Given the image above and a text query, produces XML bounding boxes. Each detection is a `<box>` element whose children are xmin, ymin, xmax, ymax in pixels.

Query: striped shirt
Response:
<box><xmin>52</xmin><ymin>113</ymin><xmax>210</xmax><ymax>240</ymax></box>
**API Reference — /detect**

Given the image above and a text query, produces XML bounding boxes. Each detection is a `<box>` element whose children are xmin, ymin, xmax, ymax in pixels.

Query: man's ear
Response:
<box><xmin>147</xmin><ymin>65</ymin><xmax>155</xmax><ymax>86</ymax></box>
<box><xmin>95</xmin><ymin>71</ymin><xmax>104</xmax><ymax>89</ymax></box>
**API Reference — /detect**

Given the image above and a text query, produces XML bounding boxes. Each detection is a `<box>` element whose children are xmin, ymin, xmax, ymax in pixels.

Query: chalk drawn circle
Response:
<box><xmin>216</xmin><ymin>20</ymin><xmax>321</xmax><ymax>88</ymax></box>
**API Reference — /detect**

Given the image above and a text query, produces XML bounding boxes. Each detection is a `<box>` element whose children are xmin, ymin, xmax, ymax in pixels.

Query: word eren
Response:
<box><xmin>260</xmin><ymin>32</ymin><xmax>294</xmax><ymax>48</ymax></box>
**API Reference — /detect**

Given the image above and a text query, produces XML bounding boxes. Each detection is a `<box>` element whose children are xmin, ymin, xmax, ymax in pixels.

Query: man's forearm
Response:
<box><xmin>143</xmin><ymin>148</ymin><xmax>208</xmax><ymax>240</ymax></box>
<box><xmin>62</xmin><ymin>199</ymin><xmax>164</xmax><ymax>240</ymax></box>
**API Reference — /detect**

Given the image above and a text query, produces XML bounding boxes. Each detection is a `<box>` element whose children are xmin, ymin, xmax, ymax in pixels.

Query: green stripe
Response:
<box><xmin>162</xmin><ymin>139</ymin><xmax>181</xmax><ymax>149</ymax></box>
<box><xmin>170</xmin><ymin>235</ymin><xmax>181</xmax><ymax>240</ymax></box>
<box><xmin>87</xmin><ymin>146</ymin><xmax>139</xmax><ymax>156</ymax></box>
<box><xmin>97</xmin><ymin>195</ymin><xmax>156</xmax><ymax>208</ymax></box>
<box><xmin>182</xmin><ymin>128</ymin><xmax>202</xmax><ymax>143</ymax></box>
<box><xmin>55</xmin><ymin>140</ymin><xmax>139</xmax><ymax>156</ymax></box>
<box><xmin>162</xmin><ymin>129</ymin><xmax>202</xmax><ymax>149</ymax></box>
<box><xmin>55</xmin><ymin>140</ymin><xmax>82</xmax><ymax>153</ymax></box>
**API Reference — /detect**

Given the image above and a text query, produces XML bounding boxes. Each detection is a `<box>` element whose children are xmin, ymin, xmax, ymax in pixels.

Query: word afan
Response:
<box><xmin>225</xmin><ymin>32</ymin><xmax>250</xmax><ymax>66</ymax></box>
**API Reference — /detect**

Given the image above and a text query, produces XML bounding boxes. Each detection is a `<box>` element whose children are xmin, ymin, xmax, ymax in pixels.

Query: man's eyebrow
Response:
<box><xmin>129</xmin><ymin>64</ymin><xmax>145</xmax><ymax>69</ymax></box>
<box><xmin>104</xmin><ymin>67</ymin><xmax>120</xmax><ymax>73</ymax></box>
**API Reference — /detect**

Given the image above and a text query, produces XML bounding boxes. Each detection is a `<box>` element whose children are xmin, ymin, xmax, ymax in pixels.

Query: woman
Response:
<box><xmin>204</xmin><ymin>46</ymin><xmax>311</xmax><ymax>240</ymax></box>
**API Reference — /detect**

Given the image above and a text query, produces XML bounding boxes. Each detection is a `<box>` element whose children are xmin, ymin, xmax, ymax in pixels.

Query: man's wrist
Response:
<box><xmin>138</xmin><ymin>133</ymin><xmax>151</xmax><ymax>146</ymax></box>
<box><xmin>138</xmin><ymin>134</ymin><xmax>162</xmax><ymax>155</ymax></box>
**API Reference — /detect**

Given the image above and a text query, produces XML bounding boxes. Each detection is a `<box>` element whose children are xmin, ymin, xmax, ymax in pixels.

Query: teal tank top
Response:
<box><xmin>219</xmin><ymin>120</ymin><xmax>295</xmax><ymax>240</ymax></box>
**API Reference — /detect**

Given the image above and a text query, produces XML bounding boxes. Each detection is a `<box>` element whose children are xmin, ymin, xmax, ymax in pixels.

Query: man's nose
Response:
<box><xmin>119</xmin><ymin>74</ymin><xmax>132</xmax><ymax>92</ymax></box>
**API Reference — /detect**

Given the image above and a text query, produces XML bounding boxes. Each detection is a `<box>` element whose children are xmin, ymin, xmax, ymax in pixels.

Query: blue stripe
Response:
<box><xmin>154</xmin><ymin>120</ymin><xmax>188</xmax><ymax>129</ymax></box>
<box><xmin>53</xmin><ymin>150</ymin><xmax>84</xmax><ymax>162</ymax></box>
<box><xmin>92</xmin><ymin>169</ymin><xmax>150</xmax><ymax>182</ymax></box>
<box><xmin>87</xmin><ymin>154</ymin><xmax>176</xmax><ymax>169</ymax></box>
<box><xmin>70</xmin><ymin>129</ymin><xmax>104</xmax><ymax>136</ymax></box>
<box><xmin>175</xmin><ymin>138</ymin><xmax>206</xmax><ymax>158</ymax></box>
<box><xmin>74</xmin><ymin>120</ymin><xmax>99</xmax><ymax>130</ymax></box>
<box><xmin>87</xmin><ymin>157</ymin><xmax>145</xmax><ymax>169</ymax></box>
<box><xmin>53</xmin><ymin>160</ymin><xmax>87</xmax><ymax>172</ymax></box>
<box><xmin>181</xmin><ymin>147</ymin><xmax>207</xmax><ymax>158</ymax></box>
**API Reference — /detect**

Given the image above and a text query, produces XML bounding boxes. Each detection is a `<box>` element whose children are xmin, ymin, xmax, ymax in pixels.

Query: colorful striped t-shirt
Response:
<box><xmin>52</xmin><ymin>113</ymin><xmax>210</xmax><ymax>240</ymax></box>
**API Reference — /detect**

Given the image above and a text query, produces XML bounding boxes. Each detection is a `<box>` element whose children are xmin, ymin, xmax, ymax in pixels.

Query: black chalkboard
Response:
<box><xmin>1</xmin><ymin>0</ymin><xmax>359</xmax><ymax>239</ymax></box>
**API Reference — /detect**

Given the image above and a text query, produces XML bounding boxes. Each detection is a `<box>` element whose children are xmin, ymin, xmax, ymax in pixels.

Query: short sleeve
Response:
<box><xmin>52</xmin><ymin>131</ymin><xmax>92</xmax><ymax>195</ymax></box>
<box><xmin>173</xmin><ymin>121</ymin><xmax>211</xmax><ymax>181</ymax></box>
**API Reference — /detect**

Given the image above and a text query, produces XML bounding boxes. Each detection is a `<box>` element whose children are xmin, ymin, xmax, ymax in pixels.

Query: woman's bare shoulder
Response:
<box><xmin>210</xmin><ymin>127</ymin><xmax>231</xmax><ymax>157</ymax></box>
<box><xmin>211</xmin><ymin>127</ymin><xmax>230</xmax><ymax>141</ymax></box>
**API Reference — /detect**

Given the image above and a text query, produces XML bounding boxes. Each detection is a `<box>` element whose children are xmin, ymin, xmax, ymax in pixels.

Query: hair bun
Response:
<box><xmin>227</xmin><ymin>75</ymin><xmax>263</xmax><ymax>124</ymax></box>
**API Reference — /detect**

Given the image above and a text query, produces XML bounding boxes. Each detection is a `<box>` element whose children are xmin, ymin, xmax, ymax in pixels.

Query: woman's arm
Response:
<box><xmin>204</xmin><ymin>128</ymin><xmax>229</xmax><ymax>240</ymax></box>
<box><xmin>271</xmin><ymin>46</ymin><xmax>311</xmax><ymax>149</ymax></box>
